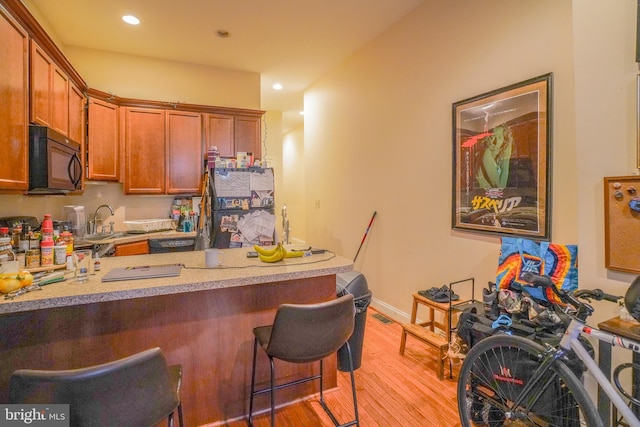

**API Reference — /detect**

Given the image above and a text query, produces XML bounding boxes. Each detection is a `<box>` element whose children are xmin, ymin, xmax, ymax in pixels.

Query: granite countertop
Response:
<box><xmin>0</xmin><ymin>248</ymin><xmax>353</xmax><ymax>315</ymax></box>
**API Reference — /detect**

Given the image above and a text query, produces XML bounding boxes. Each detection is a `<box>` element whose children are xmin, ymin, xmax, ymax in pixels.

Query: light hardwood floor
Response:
<box><xmin>225</xmin><ymin>308</ymin><xmax>462</xmax><ymax>426</ymax></box>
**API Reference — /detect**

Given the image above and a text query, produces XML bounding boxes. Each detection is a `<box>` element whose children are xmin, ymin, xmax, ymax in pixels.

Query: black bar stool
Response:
<box><xmin>248</xmin><ymin>294</ymin><xmax>359</xmax><ymax>426</ymax></box>
<box><xmin>9</xmin><ymin>347</ymin><xmax>184</xmax><ymax>427</ymax></box>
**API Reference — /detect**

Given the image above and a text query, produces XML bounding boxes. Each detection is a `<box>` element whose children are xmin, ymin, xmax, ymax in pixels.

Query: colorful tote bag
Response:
<box><xmin>496</xmin><ymin>237</ymin><xmax>578</xmax><ymax>302</ymax></box>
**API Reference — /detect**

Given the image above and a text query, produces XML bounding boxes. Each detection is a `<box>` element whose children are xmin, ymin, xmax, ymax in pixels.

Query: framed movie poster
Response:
<box><xmin>452</xmin><ymin>73</ymin><xmax>552</xmax><ymax>240</ymax></box>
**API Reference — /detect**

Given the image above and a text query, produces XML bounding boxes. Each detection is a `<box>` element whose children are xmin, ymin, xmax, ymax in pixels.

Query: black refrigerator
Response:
<box><xmin>208</xmin><ymin>167</ymin><xmax>276</xmax><ymax>248</ymax></box>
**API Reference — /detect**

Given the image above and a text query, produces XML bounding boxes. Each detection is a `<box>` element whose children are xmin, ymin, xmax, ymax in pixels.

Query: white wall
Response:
<box><xmin>572</xmin><ymin>0</ymin><xmax>640</xmax><ymax>325</ymax></box>
<box><xmin>65</xmin><ymin>46</ymin><xmax>261</xmax><ymax>110</ymax></box>
<box><xmin>303</xmin><ymin>0</ymin><xmax>638</xmax><ymax>323</ymax></box>
<box><xmin>281</xmin><ymin>125</ymin><xmax>306</xmax><ymax>244</ymax></box>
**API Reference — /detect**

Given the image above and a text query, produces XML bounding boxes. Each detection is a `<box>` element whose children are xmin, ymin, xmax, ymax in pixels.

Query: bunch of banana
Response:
<box><xmin>254</xmin><ymin>243</ymin><xmax>285</xmax><ymax>262</ymax></box>
<box><xmin>254</xmin><ymin>243</ymin><xmax>305</xmax><ymax>263</ymax></box>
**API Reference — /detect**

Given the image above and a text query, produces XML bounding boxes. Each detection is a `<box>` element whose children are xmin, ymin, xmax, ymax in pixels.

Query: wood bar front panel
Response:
<box><xmin>0</xmin><ymin>275</ymin><xmax>337</xmax><ymax>426</ymax></box>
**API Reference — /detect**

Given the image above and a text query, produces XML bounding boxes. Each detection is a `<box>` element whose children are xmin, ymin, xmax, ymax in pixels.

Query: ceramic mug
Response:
<box><xmin>205</xmin><ymin>248</ymin><xmax>224</xmax><ymax>268</ymax></box>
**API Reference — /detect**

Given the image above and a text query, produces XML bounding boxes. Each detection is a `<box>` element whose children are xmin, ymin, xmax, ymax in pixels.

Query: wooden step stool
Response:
<box><xmin>399</xmin><ymin>293</ymin><xmax>454</xmax><ymax>380</ymax></box>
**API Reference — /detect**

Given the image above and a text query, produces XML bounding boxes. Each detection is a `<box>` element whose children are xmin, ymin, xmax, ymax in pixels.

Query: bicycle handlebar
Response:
<box><xmin>573</xmin><ymin>288</ymin><xmax>621</xmax><ymax>303</ymax></box>
<box><xmin>520</xmin><ymin>272</ymin><xmax>622</xmax><ymax>320</ymax></box>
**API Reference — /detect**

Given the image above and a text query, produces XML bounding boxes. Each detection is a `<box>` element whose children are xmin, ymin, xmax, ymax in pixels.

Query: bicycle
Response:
<box><xmin>456</xmin><ymin>272</ymin><xmax>640</xmax><ymax>427</ymax></box>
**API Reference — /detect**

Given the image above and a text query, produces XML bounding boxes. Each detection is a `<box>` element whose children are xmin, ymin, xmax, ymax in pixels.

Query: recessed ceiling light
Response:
<box><xmin>272</xmin><ymin>83</ymin><xmax>283</xmax><ymax>90</ymax></box>
<box><xmin>122</xmin><ymin>15</ymin><xmax>140</xmax><ymax>25</ymax></box>
<box><xmin>299</xmin><ymin>111</ymin><xmax>305</xmax><ymax>115</ymax></box>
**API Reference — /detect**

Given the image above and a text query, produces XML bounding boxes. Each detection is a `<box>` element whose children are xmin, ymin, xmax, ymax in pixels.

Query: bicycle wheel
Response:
<box><xmin>457</xmin><ymin>334</ymin><xmax>602</xmax><ymax>427</ymax></box>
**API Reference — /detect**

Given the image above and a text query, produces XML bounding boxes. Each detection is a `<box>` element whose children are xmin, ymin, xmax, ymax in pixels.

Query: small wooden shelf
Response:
<box><xmin>24</xmin><ymin>264</ymin><xmax>66</xmax><ymax>274</ymax></box>
<box><xmin>399</xmin><ymin>278</ymin><xmax>477</xmax><ymax>380</ymax></box>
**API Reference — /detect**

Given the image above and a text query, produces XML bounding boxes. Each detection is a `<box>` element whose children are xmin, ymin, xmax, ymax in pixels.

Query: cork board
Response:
<box><xmin>604</xmin><ymin>176</ymin><xmax>640</xmax><ymax>273</ymax></box>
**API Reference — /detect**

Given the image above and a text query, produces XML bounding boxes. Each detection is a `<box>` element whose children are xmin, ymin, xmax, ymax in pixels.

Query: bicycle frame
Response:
<box><xmin>560</xmin><ymin>317</ymin><xmax>640</xmax><ymax>427</ymax></box>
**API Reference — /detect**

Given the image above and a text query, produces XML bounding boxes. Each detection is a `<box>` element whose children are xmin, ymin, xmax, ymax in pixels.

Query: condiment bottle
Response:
<box><xmin>41</xmin><ymin>214</ymin><xmax>54</xmax><ymax>240</ymax></box>
<box><xmin>93</xmin><ymin>253</ymin><xmax>101</xmax><ymax>271</ymax></box>
<box><xmin>59</xmin><ymin>229</ymin><xmax>74</xmax><ymax>257</ymax></box>
<box><xmin>40</xmin><ymin>237</ymin><xmax>54</xmax><ymax>267</ymax></box>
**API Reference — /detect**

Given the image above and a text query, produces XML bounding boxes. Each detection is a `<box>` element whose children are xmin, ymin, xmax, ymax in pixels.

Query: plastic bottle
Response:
<box><xmin>40</xmin><ymin>237</ymin><xmax>54</xmax><ymax>267</ymax></box>
<box><xmin>93</xmin><ymin>253</ymin><xmax>101</xmax><ymax>272</ymax></box>
<box><xmin>41</xmin><ymin>214</ymin><xmax>54</xmax><ymax>240</ymax></box>
<box><xmin>59</xmin><ymin>229</ymin><xmax>74</xmax><ymax>257</ymax></box>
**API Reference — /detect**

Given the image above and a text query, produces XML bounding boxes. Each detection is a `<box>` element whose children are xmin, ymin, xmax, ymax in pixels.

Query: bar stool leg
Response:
<box><xmin>248</xmin><ymin>338</ymin><xmax>259</xmax><ymax>426</ymax></box>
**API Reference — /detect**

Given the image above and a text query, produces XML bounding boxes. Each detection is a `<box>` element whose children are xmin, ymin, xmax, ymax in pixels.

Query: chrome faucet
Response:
<box><xmin>92</xmin><ymin>204</ymin><xmax>114</xmax><ymax>234</ymax></box>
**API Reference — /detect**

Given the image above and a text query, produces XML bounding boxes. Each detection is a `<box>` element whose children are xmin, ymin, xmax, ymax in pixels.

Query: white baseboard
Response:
<box><xmin>369</xmin><ymin>297</ymin><xmax>411</xmax><ymax>324</ymax></box>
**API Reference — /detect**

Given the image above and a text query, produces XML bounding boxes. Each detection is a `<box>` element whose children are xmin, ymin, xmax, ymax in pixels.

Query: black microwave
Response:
<box><xmin>28</xmin><ymin>125</ymin><xmax>82</xmax><ymax>194</ymax></box>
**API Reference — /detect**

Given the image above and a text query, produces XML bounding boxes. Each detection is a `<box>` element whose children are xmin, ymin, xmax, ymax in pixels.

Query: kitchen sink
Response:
<box><xmin>78</xmin><ymin>232</ymin><xmax>127</xmax><ymax>243</ymax></box>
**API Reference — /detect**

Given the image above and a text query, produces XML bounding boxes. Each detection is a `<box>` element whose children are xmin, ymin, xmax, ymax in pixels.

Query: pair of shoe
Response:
<box><xmin>418</xmin><ymin>285</ymin><xmax>459</xmax><ymax>303</ymax></box>
<box><xmin>446</xmin><ymin>332</ymin><xmax>468</xmax><ymax>364</ymax></box>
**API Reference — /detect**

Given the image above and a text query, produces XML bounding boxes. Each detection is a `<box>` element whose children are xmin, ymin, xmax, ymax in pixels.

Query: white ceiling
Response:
<box><xmin>27</xmin><ymin>0</ymin><xmax>425</xmax><ymax>132</ymax></box>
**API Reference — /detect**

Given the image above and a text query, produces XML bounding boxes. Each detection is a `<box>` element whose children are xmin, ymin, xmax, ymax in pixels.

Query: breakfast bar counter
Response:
<box><xmin>0</xmin><ymin>248</ymin><xmax>353</xmax><ymax>426</ymax></box>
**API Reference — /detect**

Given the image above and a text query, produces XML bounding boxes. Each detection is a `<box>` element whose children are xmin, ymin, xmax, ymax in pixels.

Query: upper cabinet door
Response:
<box><xmin>68</xmin><ymin>82</ymin><xmax>86</xmax><ymax>191</ymax></box>
<box><xmin>166</xmin><ymin>110</ymin><xmax>202</xmax><ymax>195</ymax></box>
<box><xmin>204</xmin><ymin>113</ymin><xmax>233</xmax><ymax>157</ymax></box>
<box><xmin>68</xmin><ymin>82</ymin><xmax>86</xmax><ymax>144</ymax></box>
<box><xmin>0</xmin><ymin>7</ymin><xmax>28</xmax><ymax>191</ymax></box>
<box><xmin>30</xmin><ymin>40</ymin><xmax>51</xmax><ymax>127</ymax></box>
<box><xmin>87</xmin><ymin>98</ymin><xmax>119</xmax><ymax>181</ymax></box>
<box><xmin>30</xmin><ymin>40</ymin><xmax>69</xmax><ymax>136</ymax></box>
<box><xmin>51</xmin><ymin>65</ymin><xmax>69</xmax><ymax>135</ymax></box>
<box><xmin>123</xmin><ymin>107</ymin><xmax>166</xmax><ymax>194</ymax></box>
<box><xmin>234</xmin><ymin>115</ymin><xmax>261</xmax><ymax>159</ymax></box>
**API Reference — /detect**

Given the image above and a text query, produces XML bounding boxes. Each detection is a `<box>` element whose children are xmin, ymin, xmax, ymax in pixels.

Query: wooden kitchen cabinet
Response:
<box><xmin>114</xmin><ymin>240</ymin><xmax>149</xmax><ymax>256</ymax></box>
<box><xmin>204</xmin><ymin>112</ymin><xmax>262</xmax><ymax>159</ymax></box>
<box><xmin>204</xmin><ymin>113</ymin><xmax>234</xmax><ymax>157</ymax></box>
<box><xmin>68</xmin><ymin>81</ymin><xmax>86</xmax><ymax>189</ymax></box>
<box><xmin>234</xmin><ymin>115</ymin><xmax>262</xmax><ymax>158</ymax></box>
<box><xmin>87</xmin><ymin>98</ymin><xmax>119</xmax><ymax>181</ymax></box>
<box><xmin>0</xmin><ymin>6</ymin><xmax>29</xmax><ymax>191</ymax></box>
<box><xmin>166</xmin><ymin>110</ymin><xmax>203</xmax><ymax>194</ymax></box>
<box><xmin>68</xmin><ymin>82</ymin><xmax>86</xmax><ymax>145</ymax></box>
<box><xmin>122</xmin><ymin>107</ymin><xmax>203</xmax><ymax>195</ymax></box>
<box><xmin>30</xmin><ymin>40</ymin><xmax>69</xmax><ymax>136</ymax></box>
<box><xmin>123</xmin><ymin>107</ymin><xmax>166</xmax><ymax>194</ymax></box>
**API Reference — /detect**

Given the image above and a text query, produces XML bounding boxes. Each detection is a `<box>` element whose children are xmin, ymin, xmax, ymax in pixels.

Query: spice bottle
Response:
<box><xmin>40</xmin><ymin>237</ymin><xmax>54</xmax><ymax>267</ymax></box>
<box><xmin>59</xmin><ymin>229</ymin><xmax>74</xmax><ymax>257</ymax></box>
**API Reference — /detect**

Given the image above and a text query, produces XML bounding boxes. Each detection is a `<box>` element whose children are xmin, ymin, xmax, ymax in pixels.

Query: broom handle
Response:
<box><xmin>354</xmin><ymin>211</ymin><xmax>377</xmax><ymax>262</ymax></box>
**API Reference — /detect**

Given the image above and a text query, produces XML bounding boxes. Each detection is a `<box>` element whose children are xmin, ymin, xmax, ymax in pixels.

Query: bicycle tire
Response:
<box><xmin>457</xmin><ymin>334</ymin><xmax>602</xmax><ymax>427</ymax></box>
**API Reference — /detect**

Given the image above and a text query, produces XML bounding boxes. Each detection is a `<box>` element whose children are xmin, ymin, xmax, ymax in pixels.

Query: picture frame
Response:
<box><xmin>637</xmin><ymin>74</ymin><xmax>640</xmax><ymax>168</ymax></box>
<box><xmin>452</xmin><ymin>73</ymin><xmax>553</xmax><ymax>240</ymax></box>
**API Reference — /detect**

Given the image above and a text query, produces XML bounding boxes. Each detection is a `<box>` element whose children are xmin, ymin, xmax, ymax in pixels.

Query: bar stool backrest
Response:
<box><xmin>9</xmin><ymin>347</ymin><xmax>180</xmax><ymax>427</ymax></box>
<box><xmin>266</xmin><ymin>294</ymin><xmax>356</xmax><ymax>363</ymax></box>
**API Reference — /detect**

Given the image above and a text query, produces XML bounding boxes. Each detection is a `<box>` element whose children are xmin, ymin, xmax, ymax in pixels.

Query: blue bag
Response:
<box><xmin>496</xmin><ymin>237</ymin><xmax>578</xmax><ymax>302</ymax></box>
